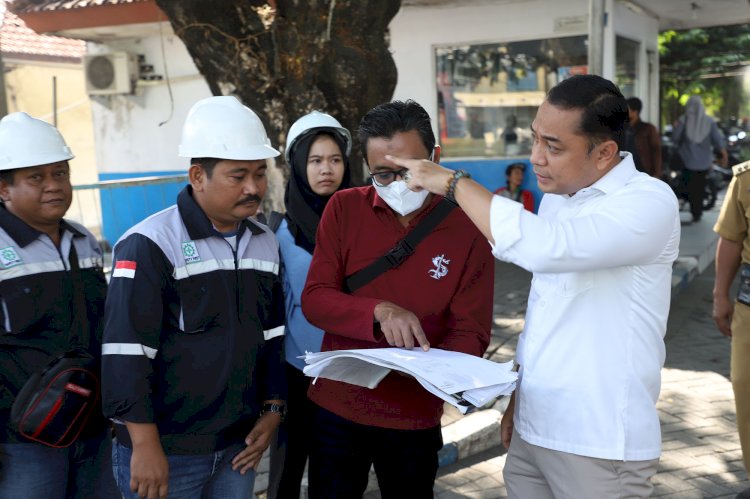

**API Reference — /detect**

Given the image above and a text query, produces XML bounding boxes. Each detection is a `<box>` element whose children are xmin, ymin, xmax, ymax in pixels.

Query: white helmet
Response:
<box><xmin>285</xmin><ymin>111</ymin><xmax>352</xmax><ymax>164</ymax></box>
<box><xmin>0</xmin><ymin>112</ymin><xmax>74</xmax><ymax>171</ymax></box>
<box><xmin>178</xmin><ymin>96</ymin><xmax>280</xmax><ymax>160</ymax></box>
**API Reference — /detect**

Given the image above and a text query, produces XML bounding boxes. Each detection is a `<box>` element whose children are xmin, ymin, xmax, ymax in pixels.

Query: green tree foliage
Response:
<box><xmin>659</xmin><ymin>25</ymin><xmax>750</xmax><ymax>127</ymax></box>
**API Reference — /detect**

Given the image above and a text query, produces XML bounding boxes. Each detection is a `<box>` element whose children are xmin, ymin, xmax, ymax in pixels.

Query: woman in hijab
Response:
<box><xmin>268</xmin><ymin>111</ymin><xmax>352</xmax><ymax>499</ymax></box>
<box><xmin>673</xmin><ymin>95</ymin><xmax>728</xmax><ymax>222</ymax></box>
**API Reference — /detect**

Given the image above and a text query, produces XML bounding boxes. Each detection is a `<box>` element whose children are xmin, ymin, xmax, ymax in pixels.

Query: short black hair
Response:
<box><xmin>0</xmin><ymin>169</ymin><xmax>17</xmax><ymax>185</ymax></box>
<box><xmin>357</xmin><ymin>100</ymin><xmax>435</xmax><ymax>161</ymax></box>
<box><xmin>190</xmin><ymin>158</ymin><xmax>221</xmax><ymax>178</ymax></box>
<box><xmin>626</xmin><ymin>97</ymin><xmax>642</xmax><ymax>113</ymax></box>
<box><xmin>505</xmin><ymin>162</ymin><xmax>525</xmax><ymax>176</ymax></box>
<box><xmin>547</xmin><ymin>75</ymin><xmax>628</xmax><ymax>153</ymax></box>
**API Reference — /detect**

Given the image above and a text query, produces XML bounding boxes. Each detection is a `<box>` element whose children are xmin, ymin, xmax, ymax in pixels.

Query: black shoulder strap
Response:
<box><xmin>267</xmin><ymin>211</ymin><xmax>285</xmax><ymax>233</ymax></box>
<box><xmin>344</xmin><ymin>199</ymin><xmax>457</xmax><ymax>293</ymax></box>
<box><xmin>66</xmin><ymin>241</ymin><xmax>89</xmax><ymax>348</ymax></box>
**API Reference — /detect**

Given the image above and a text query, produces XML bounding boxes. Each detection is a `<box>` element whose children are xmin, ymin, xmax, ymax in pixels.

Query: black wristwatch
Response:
<box><xmin>261</xmin><ymin>402</ymin><xmax>287</xmax><ymax>422</ymax></box>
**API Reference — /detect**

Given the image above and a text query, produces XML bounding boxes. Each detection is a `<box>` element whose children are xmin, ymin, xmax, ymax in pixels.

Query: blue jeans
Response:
<box><xmin>0</xmin><ymin>430</ymin><xmax>118</xmax><ymax>499</ymax></box>
<box><xmin>112</xmin><ymin>440</ymin><xmax>256</xmax><ymax>499</ymax></box>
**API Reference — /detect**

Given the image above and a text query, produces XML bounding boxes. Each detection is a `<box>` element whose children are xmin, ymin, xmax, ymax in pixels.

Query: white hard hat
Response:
<box><xmin>285</xmin><ymin>111</ymin><xmax>352</xmax><ymax>164</ymax></box>
<box><xmin>178</xmin><ymin>96</ymin><xmax>280</xmax><ymax>160</ymax></box>
<box><xmin>0</xmin><ymin>112</ymin><xmax>74</xmax><ymax>171</ymax></box>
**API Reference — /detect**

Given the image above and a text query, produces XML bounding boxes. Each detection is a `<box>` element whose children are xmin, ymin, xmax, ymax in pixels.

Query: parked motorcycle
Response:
<box><xmin>711</xmin><ymin>162</ymin><xmax>733</xmax><ymax>190</ymax></box>
<box><xmin>663</xmin><ymin>166</ymin><xmax>719</xmax><ymax>211</ymax></box>
<box><xmin>719</xmin><ymin>118</ymin><xmax>749</xmax><ymax>166</ymax></box>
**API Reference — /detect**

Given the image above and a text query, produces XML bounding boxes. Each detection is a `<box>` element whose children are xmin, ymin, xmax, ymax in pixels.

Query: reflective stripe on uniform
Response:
<box><xmin>263</xmin><ymin>325</ymin><xmax>285</xmax><ymax>341</ymax></box>
<box><xmin>102</xmin><ymin>342</ymin><xmax>158</xmax><ymax>359</ymax></box>
<box><xmin>173</xmin><ymin>257</ymin><xmax>279</xmax><ymax>280</ymax></box>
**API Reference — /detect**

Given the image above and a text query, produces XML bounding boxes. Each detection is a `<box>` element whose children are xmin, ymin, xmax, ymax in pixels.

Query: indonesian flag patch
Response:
<box><xmin>113</xmin><ymin>260</ymin><xmax>137</xmax><ymax>278</ymax></box>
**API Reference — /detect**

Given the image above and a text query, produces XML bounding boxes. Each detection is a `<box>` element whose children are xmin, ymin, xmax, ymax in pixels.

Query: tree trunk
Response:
<box><xmin>155</xmin><ymin>0</ymin><xmax>401</xmax><ymax>197</ymax></box>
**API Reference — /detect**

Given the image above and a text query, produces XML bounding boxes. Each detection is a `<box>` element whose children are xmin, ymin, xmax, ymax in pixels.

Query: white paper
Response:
<box><xmin>302</xmin><ymin>348</ymin><xmax>517</xmax><ymax>413</ymax></box>
<box><xmin>461</xmin><ymin>383</ymin><xmax>515</xmax><ymax>407</ymax></box>
<box><xmin>303</xmin><ymin>356</ymin><xmax>390</xmax><ymax>389</ymax></box>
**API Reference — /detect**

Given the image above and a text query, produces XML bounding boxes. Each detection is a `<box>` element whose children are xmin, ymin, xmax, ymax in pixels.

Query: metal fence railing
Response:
<box><xmin>69</xmin><ymin>174</ymin><xmax>188</xmax><ymax>249</ymax></box>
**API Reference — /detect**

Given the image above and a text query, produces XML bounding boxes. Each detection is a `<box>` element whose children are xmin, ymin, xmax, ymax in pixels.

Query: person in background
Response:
<box><xmin>625</xmin><ymin>97</ymin><xmax>662</xmax><ymax>179</ymax></box>
<box><xmin>672</xmin><ymin>95</ymin><xmax>728</xmax><ymax>223</ymax></box>
<box><xmin>0</xmin><ymin>112</ymin><xmax>117</xmax><ymax>498</ymax></box>
<box><xmin>301</xmin><ymin>100</ymin><xmax>494</xmax><ymax>498</ymax></box>
<box><xmin>493</xmin><ymin>162</ymin><xmax>535</xmax><ymax>212</ymax></box>
<box><xmin>267</xmin><ymin>111</ymin><xmax>353</xmax><ymax>498</ymax></box>
<box><xmin>392</xmin><ymin>75</ymin><xmax>680</xmax><ymax>498</ymax></box>
<box><xmin>101</xmin><ymin>96</ymin><xmax>287</xmax><ymax>499</ymax></box>
<box><xmin>712</xmin><ymin>159</ymin><xmax>750</xmax><ymax>499</ymax></box>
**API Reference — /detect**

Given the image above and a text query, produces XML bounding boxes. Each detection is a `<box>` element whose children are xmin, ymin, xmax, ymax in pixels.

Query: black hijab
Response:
<box><xmin>284</xmin><ymin>129</ymin><xmax>352</xmax><ymax>254</ymax></box>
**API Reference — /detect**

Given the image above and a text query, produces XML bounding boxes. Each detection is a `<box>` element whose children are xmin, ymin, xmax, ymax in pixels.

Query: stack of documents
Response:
<box><xmin>303</xmin><ymin>348</ymin><xmax>517</xmax><ymax>414</ymax></box>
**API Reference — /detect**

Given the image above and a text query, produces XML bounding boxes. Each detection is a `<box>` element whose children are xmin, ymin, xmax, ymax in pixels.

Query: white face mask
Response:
<box><xmin>373</xmin><ymin>180</ymin><xmax>430</xmax><ymax>216</ymax></box>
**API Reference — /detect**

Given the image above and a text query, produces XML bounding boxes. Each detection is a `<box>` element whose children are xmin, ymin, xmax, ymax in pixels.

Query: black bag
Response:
<box><xmin>10</xmin><ymin>348</ymin><xmax>100</xmax><ymax>448</ymax></box>
<box><xmin>255</xmin><ymin>211</ymin><xmax>285</xmax><ymax>233</ymax></box>
<box><xmin>7</xmin><ymin>243</ymin><xmax>101</xmax><ymax>448</ymax></box>
<box><xmin>344</xmin><ymin>198</ymin><xmax>457</xmax><ymax>293</ymax></box>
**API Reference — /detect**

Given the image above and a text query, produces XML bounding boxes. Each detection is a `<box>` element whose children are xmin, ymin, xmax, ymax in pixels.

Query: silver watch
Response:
<box><xmin>261</xmin><ymin>402</ymin><xmax>287</xmax><ymax>422</ymax></box>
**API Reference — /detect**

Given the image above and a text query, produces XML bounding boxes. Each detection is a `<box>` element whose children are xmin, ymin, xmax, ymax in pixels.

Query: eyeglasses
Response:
<box><xmin>369</xmin><ymin>168</ymin><xmax>410</xmax><ymax>187</ymax></box>
<box><xmin>368</xmin><ymin>150</ymin><xmax>434</xmax><ymax>187</ymax></box>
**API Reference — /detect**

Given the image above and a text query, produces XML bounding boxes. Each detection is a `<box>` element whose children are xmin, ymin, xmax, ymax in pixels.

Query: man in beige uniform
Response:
<box><xmin>713</xmin><ymin>160</ymin><xmax>750</xmax><ymax>499</ymax></box>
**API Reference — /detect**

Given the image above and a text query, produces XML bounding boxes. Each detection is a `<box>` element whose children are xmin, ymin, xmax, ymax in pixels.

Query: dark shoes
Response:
<box><xmin>736</xmin><ymin>486</ymin><xmax>750</xmax><ymax>499</ymax></box>
<box><xmin>692</xmin><ymin>215</ymin><xmax>702</xmax><ymax>223</ymax></box>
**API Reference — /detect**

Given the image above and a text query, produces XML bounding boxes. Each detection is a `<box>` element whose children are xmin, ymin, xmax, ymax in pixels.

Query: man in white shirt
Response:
<box><xmin>389</xmin><ymin>74</ymin><xmax>680</xmax><ymax>498</ymax></box>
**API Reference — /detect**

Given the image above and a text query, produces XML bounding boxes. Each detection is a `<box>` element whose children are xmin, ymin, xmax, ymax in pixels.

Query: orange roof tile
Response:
<box><xmin>10</xmin><ymin>0</ymin><xmax>149</xmax><ymax>14</ymax></box>
<box><xmin>1</xmin><ymin>8</ymin><xmax>86</xmax><ymax>61</ymax></box>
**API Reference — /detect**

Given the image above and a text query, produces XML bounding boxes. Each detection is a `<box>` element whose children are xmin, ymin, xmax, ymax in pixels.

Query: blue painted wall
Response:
<box><xmin>442</xmin><ymin>158</ymin><xmax>542</xmax><ymax>212</ymax></box>
<box><xmin>98</xmin><ymin>171</ymin><xmax>187</xmax><ymax>247</ymax></box>
<box><xmin>98</xmin><ymin>159</ymin><xmax>540</xmax><ymax>246</ymax></box>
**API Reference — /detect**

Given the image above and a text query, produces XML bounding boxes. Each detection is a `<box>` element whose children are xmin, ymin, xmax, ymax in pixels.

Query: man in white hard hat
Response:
<box><xmin>0</xmin><ymin>112</ymin><xmax>117</xmax><ymax>497</ymax></box>
<box><xmin>101</xmin><ymin>96</ymin><xmax>287</xmax><ymax>499</ymax></box>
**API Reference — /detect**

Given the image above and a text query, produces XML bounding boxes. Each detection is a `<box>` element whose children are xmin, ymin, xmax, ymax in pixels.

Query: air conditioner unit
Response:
<box><xmin>84</xmin><ymin>52</ymin><xmax>138</xmax><ymax>95</ymax></box>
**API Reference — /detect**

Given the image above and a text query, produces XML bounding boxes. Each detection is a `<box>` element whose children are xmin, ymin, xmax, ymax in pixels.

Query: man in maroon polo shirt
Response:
<box><xmin>301</xmin><ymin>100</ymin><xmax>494</xmax><ymax>498</ymax></box>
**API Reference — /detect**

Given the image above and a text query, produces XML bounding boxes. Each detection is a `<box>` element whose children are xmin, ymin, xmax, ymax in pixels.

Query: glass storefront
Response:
<box><xmin>435</xmin><ymin>35</ymin><xmax>588</xmax><ymax>159</ymax></box>
<box><xmin>615</xmin><ymin>36</ymin><xmax>640</xmax><ymax>98</ymax></box>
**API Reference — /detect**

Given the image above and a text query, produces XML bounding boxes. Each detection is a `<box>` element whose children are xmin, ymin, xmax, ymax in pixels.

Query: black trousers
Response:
<box><xmin>308</xmin><ymin>405</ymin><xmax>443</xmax><ymax>499</ymax></box>
<box><xmin>268</xmin><ymin>363</ymin><xmax>315</xmax><ymax>499</ymax></box>
<box><xmin>683</xmin><ymin>169</ymin><xmax>707</xmax><ymax>221</ymax></box>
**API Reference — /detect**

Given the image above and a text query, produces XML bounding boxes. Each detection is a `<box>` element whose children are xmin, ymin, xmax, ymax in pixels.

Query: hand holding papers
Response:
<box><xmin>303</xmin><ymin>348</ymin><xmax>517</xmax><ymax>414</ymax></box>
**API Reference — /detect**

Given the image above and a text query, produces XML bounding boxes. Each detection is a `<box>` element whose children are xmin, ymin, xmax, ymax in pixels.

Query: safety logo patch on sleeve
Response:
<box><xmin>112</xmin><ymin>260</ymin><xmax>137</xmax><ymax>278</ymax></box>
<box><xmin>181</xmin><ymin>241</ymin><xmax>201</xmax><ymax>264</ymax></box>
<box><xmin>0</xmin><ymin>246</ymin><xmax>22</xmax><ymax>268</ymax></box>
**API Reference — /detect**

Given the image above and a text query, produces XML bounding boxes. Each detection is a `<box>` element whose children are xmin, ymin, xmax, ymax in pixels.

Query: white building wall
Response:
<box><xmin>611</xmin><ymin>1</ymin><xmax>661</xmax><ymax>124</ymax></box>
<box><xmin>83</xmin><ymin>2</ymin><xmax>661</xmax><ymax>176</ymax></box>
<box><xmin>390</xmin><ymin>0</ymin><xmax>588</xmax><ymax>129</ymax></box>
<box><xmin>602</xmin><ymin>0</ymin><xmax>617</xmax><ymax>80</ymax></box>
<box><xmin>389</xmin><ymin>0</ymin><xmax>659</xmax><ymax>134</ymax></box>
<box><xmin>87</xmin><ymin>24</ymin><xmax>211</xmax><ymax>176</ymax></box>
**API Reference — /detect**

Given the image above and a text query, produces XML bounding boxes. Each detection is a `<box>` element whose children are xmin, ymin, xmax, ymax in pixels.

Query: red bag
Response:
<box><xmin>10</xmin><ymin>348</ymin><xmax>100</xmax><ymax>448</ymax></box>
